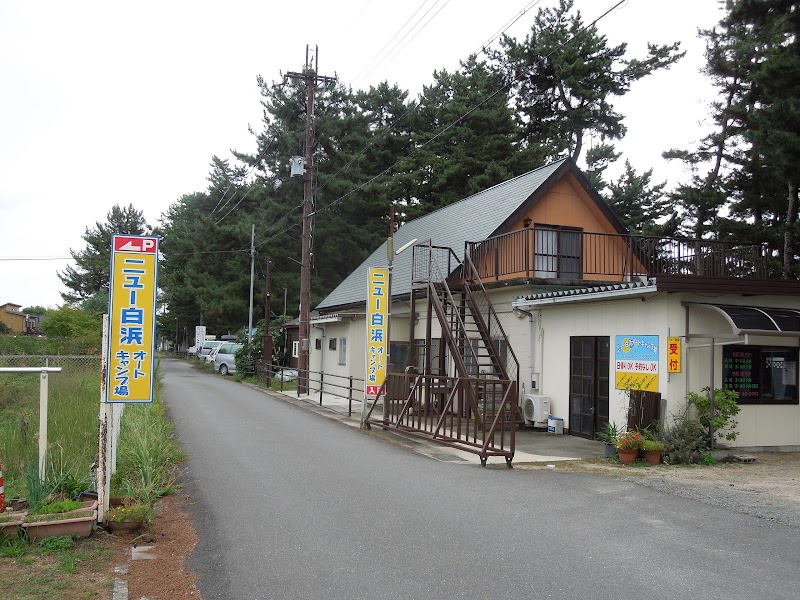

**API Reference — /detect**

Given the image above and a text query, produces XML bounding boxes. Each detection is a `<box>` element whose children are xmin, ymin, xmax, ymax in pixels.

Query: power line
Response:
<box><xmin>364</xmin><ymin>0</ymin><xmax>451</xmax><ymax>78</ymax></box>
<box><xmin>0</xmin><ymin>256</ymin><xmax>73</xmax><ymax>261</ymax></box>
<box><xmin>314</xmin><ymin>1</ymin><xmax>626</xmax><ymax>217</ymax></box>
<box><xmin>316</xmin><ymin>0</ymin><xmax>542</xmax><ymax>196</ymax></box>
<box><xmin>212</xmin><ymin>0</ymin><xmax>549</xmax><ymax>236</ymax></box>
<box><xmin>348</xmin><ymin>0</ymin><xmax>433</xmax><ymax>88</ymax></box>
<box><xmin>192</xmin><ymin>1</ymin><xmax>624</xmax><ymax>270</ymax></box>
<box><xmin>473</xmin><ymin>0</ymin><xmax>542</xmax><ymax>57</ymax></box>
<box><xmin>213</xmin><ymin>135</ymin><xmax>278</xmax><ymax>220</ymax></box>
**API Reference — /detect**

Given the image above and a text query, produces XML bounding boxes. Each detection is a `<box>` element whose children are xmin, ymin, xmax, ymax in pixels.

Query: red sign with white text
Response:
<box><xmin>113</xmin><ymin>236</ymin><xmax>158</xmax><ymax>253</ymax></box>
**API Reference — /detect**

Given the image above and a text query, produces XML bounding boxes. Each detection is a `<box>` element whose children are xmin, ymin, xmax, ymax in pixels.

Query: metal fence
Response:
<box><xmin>466</xmin><ymin>229</ymin><xmax>769</xmax><ymax>282</ymax></box>
<box><xmin>0</xmin><ymin>355</ymin><xmax>100</xmax><ymax>370</ymax></box>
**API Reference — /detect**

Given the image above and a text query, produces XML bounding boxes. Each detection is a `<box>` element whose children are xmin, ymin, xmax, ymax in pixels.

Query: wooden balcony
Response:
<box><xmin>465</xmin><ymin>228</ymin><xmax>770</xmax><ymax>283</ymax></box>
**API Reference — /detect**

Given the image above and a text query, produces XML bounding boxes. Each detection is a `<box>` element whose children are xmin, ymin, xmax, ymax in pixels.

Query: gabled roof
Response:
<box><xmin>316</xmin><ymin>158</ymin><xmax>623</xmax><ymax>312</ymax></box>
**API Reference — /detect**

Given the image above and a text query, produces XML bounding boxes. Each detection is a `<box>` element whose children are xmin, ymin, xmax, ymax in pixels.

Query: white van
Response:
<box><xmin>197</xmin><ymin>340</ymin><xmax>222</xmax><ymax>361</ymax></box>
<box><xmin>214</xmin><ymin>342</ymin><xmax>243</xmax><ymax>375</ymax></box>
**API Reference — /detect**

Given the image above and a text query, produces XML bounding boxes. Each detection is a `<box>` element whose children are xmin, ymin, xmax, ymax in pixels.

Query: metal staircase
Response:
<box><xmin>365</xmin><ymin>242</ymin><xmax>518</xmax><ymax>465</ymax></box>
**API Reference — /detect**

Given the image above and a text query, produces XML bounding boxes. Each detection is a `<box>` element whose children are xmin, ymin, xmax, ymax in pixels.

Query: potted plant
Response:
<box><xmin>0</xmin><ymin>511</ymin><xmax>25</xmax><ymax>537</ymax></box>
<box><xmin>22</xmin><ymin>498</ymin><xmax>98</xmax><ymax>541</ymax></box>
<box><xmin>641</xmin><ymin>439</ymin><xmax>665</xmax><ymax>465</ymax></box>
<box><xmin>104</xmin><ymin>502</ymin><xmax>154</xmax><ymax>535</ymax></box>
<box><xmin>596</xmin><ymin>421</ymin><xmax>620</xmax><ymax>458</ymax></box>
<box><xmin>614</xmin><ymin>430</ymin><xmax>643</xmax><ymax>465</ymax></box>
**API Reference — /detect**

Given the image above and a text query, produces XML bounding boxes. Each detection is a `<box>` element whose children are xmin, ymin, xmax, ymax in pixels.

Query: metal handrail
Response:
<box><xmin>462</xmin><ymin>252</ymin><xmax>521</xmax><ymax>387</ymax></box>
<box><xmin>465</xmin><ymin>229</ymin><xmax>770</xmax><ymax>281</ymax></box>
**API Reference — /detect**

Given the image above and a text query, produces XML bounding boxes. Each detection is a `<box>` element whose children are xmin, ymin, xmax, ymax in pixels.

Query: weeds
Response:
<box><xmin>115</xmin><ymin>391</ymin><xmax>186</xmax><ymax>504</ymax></box>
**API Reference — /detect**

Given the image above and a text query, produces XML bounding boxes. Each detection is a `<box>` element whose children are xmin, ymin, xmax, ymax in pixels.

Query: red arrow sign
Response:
<box><xmin>113</xmin><ymin>235</ymin><xmax>158</xmax><ymax>253</ymax></box>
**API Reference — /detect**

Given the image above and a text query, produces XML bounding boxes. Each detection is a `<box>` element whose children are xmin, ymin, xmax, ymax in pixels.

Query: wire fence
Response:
<box><xmin>0</xmin><ymin>355</ymin><xmax>102</xmax><ymax>487</ymax></box>
<box><xmin>0</xmin><ymin>355</ymin><xmax>101</xmax><ymax>370</ymax></box>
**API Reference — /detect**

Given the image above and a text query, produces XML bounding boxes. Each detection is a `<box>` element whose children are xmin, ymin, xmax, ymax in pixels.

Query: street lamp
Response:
<box><xmin>383</xmin><ymin>237</ymin><xmax>417</xmax><ymax>423</ymax></box>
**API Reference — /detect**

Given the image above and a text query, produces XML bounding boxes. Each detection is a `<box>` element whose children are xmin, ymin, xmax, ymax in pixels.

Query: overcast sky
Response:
<box><xmin>0</xmin><ymin>0</ymin><xmax>725</xmax><ymax>310</ymax></box>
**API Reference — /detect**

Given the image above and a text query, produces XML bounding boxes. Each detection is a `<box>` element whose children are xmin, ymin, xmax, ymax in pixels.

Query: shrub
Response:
<box><xmin>686</xmin><ymin>387</ymin><xmax>740</xmax><ymax>443</ymax></box>
<box><xmin>105</xmin><ymin>502</ymin><xmax>154</xmax><ymax>525</ymax></box>
<box><xmin>641</xmin><ymin>439</ymin><xmax>665</xmax><ymax>452</ymax></box>
<box><xmin>661</xmin><ymin>407</ymin><xmax>709</xmax><ymax>464</ymax></box>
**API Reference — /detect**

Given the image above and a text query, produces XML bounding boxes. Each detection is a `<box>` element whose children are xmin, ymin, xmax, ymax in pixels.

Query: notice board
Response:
<box><xmin>722</xmin><ymin>345</ymin><xmax>760</xmax><ymax>402</ymax></box>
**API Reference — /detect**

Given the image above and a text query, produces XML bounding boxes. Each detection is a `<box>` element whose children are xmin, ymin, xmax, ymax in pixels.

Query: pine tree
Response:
<box><xmin>58</xmin><ymin>204</ymin><xmax>150</xmax><ymax>304</ymax></box>
<box><xmin>492</xmin><ymin>0</ymin><xmax>684</xmax><ymax>162</ymax></box>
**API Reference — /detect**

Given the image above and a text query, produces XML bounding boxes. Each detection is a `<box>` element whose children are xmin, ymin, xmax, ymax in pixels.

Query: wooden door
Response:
<box><xmin>569</xmin><ymin>337</ymin><xmax>610</xmax><ymax>438</ymax></box>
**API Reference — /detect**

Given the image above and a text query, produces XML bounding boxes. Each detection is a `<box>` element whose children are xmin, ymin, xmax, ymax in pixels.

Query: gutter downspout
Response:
<box><xmin>513</xmin><ymin>307</ymin><xmax>535</xmax><ymax>395</ymax></box>
<box><xmin>313</xmin><ymin>324</ymin><xmax>326</xmax><ymax>394</ymax></box>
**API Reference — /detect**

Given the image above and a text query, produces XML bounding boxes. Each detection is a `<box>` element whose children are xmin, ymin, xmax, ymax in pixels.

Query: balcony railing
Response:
<box><xmin>465</xmin><ymin>229</ymin><xmax>769</xmax><ymax>283</ymax></box>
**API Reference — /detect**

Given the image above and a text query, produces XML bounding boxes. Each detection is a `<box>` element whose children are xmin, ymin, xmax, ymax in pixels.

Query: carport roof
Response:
<box><xmin>690</xmin><ymin>304</ymin><xmax>800</xmax><ymax>335</ymax></box>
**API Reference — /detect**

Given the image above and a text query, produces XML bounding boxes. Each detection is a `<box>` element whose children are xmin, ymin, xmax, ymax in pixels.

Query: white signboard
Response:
<box><xmin>195</xmin><ymin>326</ymin><xmax>206</xmax><ymax>349</ymax></box>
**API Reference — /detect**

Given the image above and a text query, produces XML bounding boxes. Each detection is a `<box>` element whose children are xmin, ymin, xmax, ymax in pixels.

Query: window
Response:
<box><xmin>292</xmin><ymin>340</ymin><xmax>299</xmax><ymax>358</ymax></box>
<box><xmin>413</xmin><ymin>338</ymin><xmax>447</xmax><ymax>375</ymax></box>
<box><xmin>722</xmin><ymin>345</ymin><xmax>798</xmax><ymax>405</ymax></box>
<box><xmin>338</xmin><ymin>337</ymin><xmax>347</xmax><ymax>365</ymax></box>
<box><xmin>464</xmin><ymin>338</ymin><xmax>481</xmax><ymax>377</ymax></box>
<box><xmin>329</xmin><ymin>338</ymin><xmax>337</xmax><ymax>350</ymax></box>
<box><xmin>492</xmin><ymin>337</ymin><xmax>508</xmax><ymax>374</ymax></box>
<box><xmin>390</xmin><ymin>341</ymin><xmax>410</xmax><ymax>372</ymax></box>
<box><xmin>534</xmin><ymin>226</ymin><xmax>582</xmax><ymax>279</ymax></box>
<box><xmin>315</xmin><ymin>338</ymin><xmax>321</xmax><ymax>350</ymax></box>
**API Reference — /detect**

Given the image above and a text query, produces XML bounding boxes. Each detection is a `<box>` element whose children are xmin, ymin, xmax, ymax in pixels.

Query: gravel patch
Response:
<box><xmin>622</xmin><ymin>452</ymin><xmax>800</xmax><ymax>528</ymax></box>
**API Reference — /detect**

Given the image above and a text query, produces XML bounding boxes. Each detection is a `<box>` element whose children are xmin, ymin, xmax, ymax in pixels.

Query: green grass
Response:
<box><xmin>0</xmin><ymin>359</ymin><xmax>99</xmax><ymax>498</ymax></box>
<box><xmin>0</xmin><ymin>353</ymin><xmax>183</xmax><ymax>598</ymax></box>
<box><xmin>0</xmin><ymin>533</ymin><xmax>114</xmax><ymax>599</ymax></box>
<box><xmin>113</xmin><ymin>371</ymin><xmax>186</xmax><ymax>504</ymax></box>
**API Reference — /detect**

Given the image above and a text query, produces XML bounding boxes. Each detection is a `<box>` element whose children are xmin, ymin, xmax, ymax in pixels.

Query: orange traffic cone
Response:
<box><xmin>0</xmin><ymin>463</ymin><xmax>5</xmax><ymax>512</ymax></box>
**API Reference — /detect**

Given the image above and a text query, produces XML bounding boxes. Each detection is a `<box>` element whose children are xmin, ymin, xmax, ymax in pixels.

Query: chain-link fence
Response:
<box><xmin>0</xmin><ymin>355</ymin><xmax>101</xmax><ymax>370</ymax></box>
<box><xmin>0</xmin><ymin>354</ymin><xmax>102</xmax><ymax>490</ymax></box>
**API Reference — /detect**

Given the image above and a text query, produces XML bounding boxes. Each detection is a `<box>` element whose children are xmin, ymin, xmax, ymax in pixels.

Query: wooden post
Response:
<box><xmin>97</xmin><ymin>315</ymin><xmax>110</xmax><ymax>523</ymax></box>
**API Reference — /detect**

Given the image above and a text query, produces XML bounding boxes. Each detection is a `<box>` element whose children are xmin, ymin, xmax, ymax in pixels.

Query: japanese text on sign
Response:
<box><xmin>614</xmin><ymin>335</ymin><xmax>659</xmax><ymax>393</ymax></box>
<box><xmin>106</xmin><ymin>235</ymin><xmax>158</xmax><ymax>403</ymax></box>
<box><xmin>365</xmin><ymin>268</ymin><xmax>389</xmax><ymax>398</ymax></box>
<box><xmin>667</xmin><ymin>336</ymin><xmax>681</xmax><ymax>373</ymax></box>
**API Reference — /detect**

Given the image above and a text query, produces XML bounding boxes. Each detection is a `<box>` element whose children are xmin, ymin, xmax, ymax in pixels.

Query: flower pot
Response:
<box><xmin>643</xmin><ymin>450</ymin><xmax>662</xmax><ymax>465</ymax></box>
<box><xmin>105</xmin><ymin>519</ymin><xmax>144</xmax><ymax>535</ymax></box>
<box><xmin>617</xmin><ymin>448</ymin><xmax>638</xmax><ymax>465</ymax></box>
<box><xmin>604</xmin><ymin>443</ymin><xmax>617</xmax><ymax>459</ymax></box>
<box><xmin>22</xmin><ymin>510</ymin><xmax>97</xmax><ymax>541</ymax></box>
<box><xmin>0</xmin><ymin>514</ymin><xmax>25</xmax><ymax>537</ymax></box>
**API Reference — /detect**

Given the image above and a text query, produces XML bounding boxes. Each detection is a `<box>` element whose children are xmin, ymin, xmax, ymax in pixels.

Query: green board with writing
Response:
<box><xmin>722</xmin><ymin>346</ymin><xmax>760</xmax><ymax>402</ymax></box>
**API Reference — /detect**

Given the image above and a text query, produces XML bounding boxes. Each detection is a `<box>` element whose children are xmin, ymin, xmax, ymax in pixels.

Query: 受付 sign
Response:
<box><xmin>105</xmin><ymin>235</ymin><xmax>159</xmax><ymax>403</ymax></box>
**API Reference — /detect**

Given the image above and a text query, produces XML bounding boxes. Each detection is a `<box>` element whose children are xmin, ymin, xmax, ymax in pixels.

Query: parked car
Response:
<box><xmin>214</xmin><ymin>342</ymin><xmax>243</xmax><ymax>375</ymax></box>
<box><xmin>204</xmin><ymin>345</ymin><xmax>222</xmax><ymax>363</ymax></box>
<box><xmin>197</xmin><ymin>340</ymin><xmax>222</xmax><ymax>361</ymax></box>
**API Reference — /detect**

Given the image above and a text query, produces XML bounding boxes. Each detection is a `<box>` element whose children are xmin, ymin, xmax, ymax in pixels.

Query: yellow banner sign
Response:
<box><xmin>667</xmin><ymin>336</ymin><xmax>681</xmax><ymax>373</ymax></box>
<box><xmin>365</xmin><ymin>267</ymin><xmax>389</xmax><ymax>398</ymax></box>
<box><xmin>106</xmin><ymin>235</ymin><xmax>159</xmax><ymax>403</ymax></box>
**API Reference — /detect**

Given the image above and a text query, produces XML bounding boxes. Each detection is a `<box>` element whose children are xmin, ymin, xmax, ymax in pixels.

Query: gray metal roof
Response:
<box><xmin>316</xmin><ymin>159</ymin><xmax>568</xmax><ymax>311</ymax></box>
<box><xmin>512</xmin><ymin>278</ymin><xmax>658</xmax><ymax>305</ymax></box>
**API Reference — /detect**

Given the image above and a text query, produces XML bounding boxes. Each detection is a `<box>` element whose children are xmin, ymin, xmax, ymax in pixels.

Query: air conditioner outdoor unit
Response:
<box><xmin>521</xmin><ymin>394</ymin><xmax>550</xmax><ymax>427</ymax></box>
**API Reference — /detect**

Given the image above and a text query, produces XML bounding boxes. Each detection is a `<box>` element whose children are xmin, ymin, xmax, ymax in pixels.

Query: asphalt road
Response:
<box><xmin>162</xmin><ymin>358</ymin><xmax>800</xmax><ymax>600</ymax></box>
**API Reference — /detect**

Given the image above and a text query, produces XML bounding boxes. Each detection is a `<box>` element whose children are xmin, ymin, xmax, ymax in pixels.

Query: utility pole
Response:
<box><xmin>264</xmin><ymin>259</ymin><xmax>273</xmax><ymax>387</ymax></box>
<box><xmin>284</xmin><ymin>45</ymin><xmax>336</xmax><ymax>395</ymax></box>
<box><xmin>247</xmin><ymin>224</ymin><xmax>255</xmax><ymax>348</ymax></box>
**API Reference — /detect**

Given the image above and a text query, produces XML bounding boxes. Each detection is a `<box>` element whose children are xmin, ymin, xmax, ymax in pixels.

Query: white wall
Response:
<box><xmin>310</xmin><ymin>309</ymin><xmax>410</xmax><ymax>400</ymax></box>
<box><xmin>520</xmin><ymin>292</ymin><xmax>800</xmax><ymax>448</ymax></box>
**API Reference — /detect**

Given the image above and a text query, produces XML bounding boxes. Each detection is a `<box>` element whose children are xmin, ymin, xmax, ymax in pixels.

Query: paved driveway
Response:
<box><xmin>162</xmin><ymin>358</ymin><xmax>800</xmax><ymax>600</ymax></box>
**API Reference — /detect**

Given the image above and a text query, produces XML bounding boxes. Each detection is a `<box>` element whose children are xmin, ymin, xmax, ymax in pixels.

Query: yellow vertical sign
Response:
<box><xmin>365</xmin><ymin>267</ymin><xmax>389</xmax><ymax>399</ymax></box>
<box><xmin>667</xmin><ymin>336</ymin><xmax>681</xmax><ymax>373</ymax></box>
<box><xmin>106</xmin><ymin>235</ymin><xmax>159</xmax><ymax>403</ymax></box>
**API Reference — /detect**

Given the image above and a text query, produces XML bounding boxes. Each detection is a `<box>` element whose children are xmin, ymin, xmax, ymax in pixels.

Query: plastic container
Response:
<box><xmin>547</xmin><ymin>416</ymin><xmax>564</xmax><ymax>434</ymax></box>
